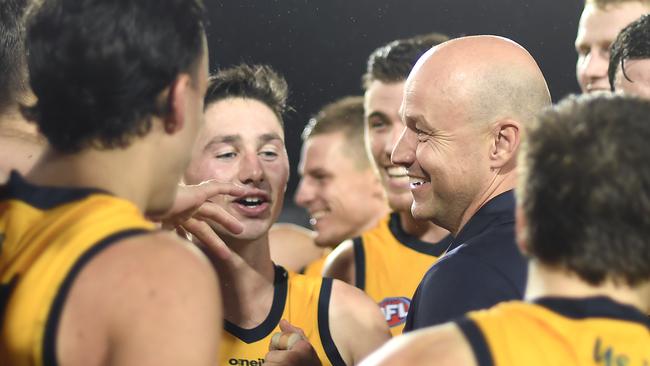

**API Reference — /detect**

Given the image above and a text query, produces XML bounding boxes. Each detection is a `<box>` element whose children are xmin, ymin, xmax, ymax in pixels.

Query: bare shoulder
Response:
<box><xmin>57</xmin><ymin>231</ymin><xmax>221</xmax><ymax>366</ymax></box>
<box><xmin>269</xmin><ymin>223</ymin><xmax>323</xmax><ymax>272</ymax></box>
<box><xmin>322</xmin><ymin>239</ymin><xmax>355</xmax><ymax>284</ymax></box>
<box><xmin>328</xmin><ymin>279</ymin><xmax>391</xmax><ymax>365</ymax></box>
<box><xmin>359</xmin><ymin>323</ymin><xmax>478</xmax><ymax>366</ymax></box>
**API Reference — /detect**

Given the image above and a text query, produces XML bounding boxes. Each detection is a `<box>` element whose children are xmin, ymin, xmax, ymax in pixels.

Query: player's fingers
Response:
<box><xmin>183</xmin><ymin>218</ymin><xmax>232</xmax><ymax>261</ymax></box>
<box><xmin>279</xmin><ymin>319</ymin><xmax>308</xmax><ymax>339</ymax></box>
<box><xmin>195</xmin><ymin>202</ymin><xmax>243</xmax><ymax>234</ymax></box>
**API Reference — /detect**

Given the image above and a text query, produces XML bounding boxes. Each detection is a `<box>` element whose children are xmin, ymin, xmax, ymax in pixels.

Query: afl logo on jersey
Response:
<box><xmin>379</xmin><ymin>297</ymin><xmax>410</xmax><ymax>327</ymax></box>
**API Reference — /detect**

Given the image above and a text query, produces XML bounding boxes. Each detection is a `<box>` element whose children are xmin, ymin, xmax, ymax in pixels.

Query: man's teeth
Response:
<box><xmin>244</xmin><ymin>197</ymin><xmax>261</xmax><ymax>203</ymax></box>
<box><xmin>311</xmin><ymin>211</ymin><xmax>326</xmax><ymax>219</ymax></box>
<box><xmin>386</xmin><ymin>166</ymin><xmax>407</xmax><ymax>178</ymax></box>
<box><xmin>409</xmin><ymin>178</ymin><xmax>426</xmax><ymax>187</ymax></box>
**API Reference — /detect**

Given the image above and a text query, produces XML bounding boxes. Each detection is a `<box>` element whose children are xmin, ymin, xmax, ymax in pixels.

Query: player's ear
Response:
<box><xmin>489</xmin><ymin>118</ymin><xmax>522</xmax><ymax>169</ymax></box>
<box><xmin>162</xmin><ymin>73</ymin><xmax>192</xmax><ymax>134</ymax></box>
<box><xmin>515</xmin><ymin>203</ymin><xmax>529</xmax><ymax>255</ymax></box>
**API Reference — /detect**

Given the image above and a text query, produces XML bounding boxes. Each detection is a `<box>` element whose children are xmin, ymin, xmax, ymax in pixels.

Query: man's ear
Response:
<box><xmin>489</xmin><ymin>118</ymin><xmax>522</xmax><ymax>169</ymax></box>
<box><xmin>515</xmin><ymin>203</ymin><xmax>529</xmax><ymax>255</ymax></box>
<box><xmin>163</xmin><ymin>73</ymin><xmax>192</xmax><ymax>134</ymax></box>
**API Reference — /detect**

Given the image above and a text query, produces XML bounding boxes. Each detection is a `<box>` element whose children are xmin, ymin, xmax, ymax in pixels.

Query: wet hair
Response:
<box><xmin>0</xmin><ymin>0</ymin><xmax>30</xmax><ymax>113</ymax></box>
<box><xmin>301</xmin><ymin>96</ymin><xmax>370</xmax><ymax>169</ymax></box>
<box><xmin>204</xmin><ymin>64</ymin><xmax>289</xmax><ymax>127</ymax></box>
<box><xmin>23</xmin><ymin>0</ymin><xmax>206</xmax><ymax>153</ymax></box>
<box><xmin>519</xmin><ymin>93</ymin><xmax>650</xmax><ymax>286</ymax></box>
<box><xmin>608</xmin><ymin>14</ymin><xmax>650</xmax><ymax>90</ymax></box>
<box><xmin>362</xmin><ymin>32</ymin><xmax>449</xmax><ymax>89</ymax></box>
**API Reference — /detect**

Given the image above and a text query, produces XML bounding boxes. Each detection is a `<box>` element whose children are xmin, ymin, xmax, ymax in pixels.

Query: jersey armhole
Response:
<box><xmin>455</xmin><ymin>317</ymin><xmax>494</xmax><ymax>366</ymax></box>
<box><xmin>318</xmin><ymin>278</ymin><xmax>346</xmax><ymax>366</ymax></box>
<box><xmin>352</xmin><ymin>237</ymin><xmax>365</xmax><ymax>290</ymax></box>
<box><xmin>42</xmin><ymin>228</ymin><xmax>151</xmax><ymax>366</ymax></box>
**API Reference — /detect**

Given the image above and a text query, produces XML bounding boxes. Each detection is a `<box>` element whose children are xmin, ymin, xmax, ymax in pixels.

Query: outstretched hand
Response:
<box><xmin>154</xmin><ymin>180</ymin><xmax>245</xmax><ymax>261</ymax></box>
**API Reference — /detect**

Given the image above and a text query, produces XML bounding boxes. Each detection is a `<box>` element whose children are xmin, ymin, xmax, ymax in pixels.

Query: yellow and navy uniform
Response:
<box><xmin>457</xmin><ymin>297</ymin><xmax>650</xmax><ymax>366</ymax></box>
<box><xmin>0</xmin><ymin>172</ymin><xmax>155</xmax><ymax>366</ymax></box>
<box><xmin>300</xmin><ymin>254</ymin><xmax>326</xmax><ymax>277</ymax></box>
<box><xmin>353</xmin><ymin>213</ymin><xmax>451</xmax><ymax>336</ymax></box>
<box><xmin>221</xmin><ymin>265</ymin><xmax>344</xmax><ymax>366</ymax></box>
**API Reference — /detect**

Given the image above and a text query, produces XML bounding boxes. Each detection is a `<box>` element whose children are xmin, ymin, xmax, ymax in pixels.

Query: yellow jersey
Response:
<box><xmin>300</xmin><ymin>254</ymin><xmax>326</xmax><ymax>277</ymax></box>
<box><xmin>458</xmin><ymin>297</ymin><xmax>650</xmax><ymax>366</ymax></box>
<box><xmin>220</xmin><ymin>265</ymin><xmax>345</xmax><ymax>366</ymax></box>
<box><xmin>0</xmin><ymin>172</ymin><xmax>155</xmax><ymax>366</ymax></box>
<box><xmin>354</xmin><ymin>213</ymin><xmax>451</xmax><ymax>336</ymax></box>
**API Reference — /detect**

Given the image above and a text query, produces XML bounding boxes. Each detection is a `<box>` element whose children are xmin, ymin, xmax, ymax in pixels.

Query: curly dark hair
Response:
<box><xmin>608</xmin><ymin>14</ymin><xmax>650</xmax><ymax>90</ymax></box>
<box><xmin>23</xmin><ymin>0</ymin><xmax>206</xmax><ymax>153</ymax></box>
<box><xmin>0</xmin><ymin>0</ymin><xmax>29</xmax><ymax>113</ymax></box>
<box><xmin>205</xmin><ymin>64</ymin><xmax>289</xmax><ymax>127</ymax></box>
<box><xmin>362</xmin><ymin>32</ymin><xmax>449</xmax><ymax>89</ymax></box>
<box><xmin>519</xmin><ymin>93</ymin><xmax>650</xmax><ymax>286</ymax></box>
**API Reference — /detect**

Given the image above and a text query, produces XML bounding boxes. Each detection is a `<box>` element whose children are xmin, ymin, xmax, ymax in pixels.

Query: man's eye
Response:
<box><xmin>216</xmin><ymin>152</ymin><xmax>236</xmax><ymax>159</ymax></box>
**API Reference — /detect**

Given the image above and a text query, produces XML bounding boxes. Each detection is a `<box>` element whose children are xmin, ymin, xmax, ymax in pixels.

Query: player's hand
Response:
<box><xmin>156</xmin><ymin>180</ymin><xmax>244</xmax><ymax>233</ymax></box>
<box><xmin>265</xmin><ymin>320</ymin><xmax>322</xmax><ymax>366</ymax></box>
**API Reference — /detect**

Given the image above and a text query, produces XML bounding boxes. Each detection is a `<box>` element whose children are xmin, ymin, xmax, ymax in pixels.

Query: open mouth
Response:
<box><xmin>235</xmin><ymin>196</ymin><xmax>267</xmax><ymax>207</ymax></box>
<box><xmin>409</xmin><ymin>177</ymin><xmax>427</xmax><ymax>189</ymax></box>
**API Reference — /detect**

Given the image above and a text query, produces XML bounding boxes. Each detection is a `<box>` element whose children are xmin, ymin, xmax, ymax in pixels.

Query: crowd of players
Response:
<box><xmin>1</xmin><ymin>0</ymin><xmax>650</xmax><ymax>365</ymax></box>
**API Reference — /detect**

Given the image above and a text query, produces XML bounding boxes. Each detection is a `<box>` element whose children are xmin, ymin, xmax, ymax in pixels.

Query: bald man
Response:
<box><xmin>393</xmin><ymin>35</ymin><xmax>551</xmax><ymax>331</ymax></box>
<box><xmin>575</xmin><ymin>0</ymin><xmax>650</xmax><ymax>93</ymax></box>
<box><xmin>360</xmin><ymin>94</ymin><xmax>650</xmax><ymax>366</ymax></box>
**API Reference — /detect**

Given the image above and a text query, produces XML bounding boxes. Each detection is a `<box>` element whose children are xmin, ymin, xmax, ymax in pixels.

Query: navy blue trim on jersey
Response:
<box><xmin>318</xmin><ymin>278</ymin><xmax>346</xmax><ymax>366</ymax></box>
<box><xmin>456</xmin><ymin>317</ymin><xmax>494</xmax><ymax>366</ymax></box>
<box><xmin>534</xmin><ymin>296</ymin><xmax>650</xmax><ymax>328</ymax></box>
<box><xmin>1</xmin><ymin>171</ymin><xmax>108</xmax><ymax>210</ymax></box>
<box><xmin>388</xmin><ymin>212</ymin><xmax>452</xmax><ymax>257</ymax></box>
<box><xmin>224</xmin><ymin>265</ymin><xmax>289</xmax><ymax>343</ymax></box>
<box><xmin>352</xmin><ymin>237</ymin><xmax>365</xmax><ymax>290</ymax></box>
<box><xmin>42</xmin><ymin>228</ymin><xmax>151</xmax><ymax>366</ymax></box>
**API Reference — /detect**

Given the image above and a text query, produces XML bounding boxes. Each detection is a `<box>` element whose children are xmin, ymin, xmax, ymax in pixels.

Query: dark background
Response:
<box><xmin>204</xmin><ymin>0</ymin><xmax>585</xmax><ymax>226</ymax></box>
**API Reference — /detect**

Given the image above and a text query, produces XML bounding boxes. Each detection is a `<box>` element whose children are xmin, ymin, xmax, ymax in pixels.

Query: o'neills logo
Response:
<box><xmin>379</xmin><ymin>297</ymin><xmax>410</xmax><ymax>327</ymax></box>
<box><xmin>228</xmin><ymin>358</ymin><xmax>264</xmax><ymax>366</ymax></box>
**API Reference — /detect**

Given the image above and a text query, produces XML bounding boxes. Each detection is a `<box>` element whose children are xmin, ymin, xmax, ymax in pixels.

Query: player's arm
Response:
<box><xmin>56</xmin><ymin>231</ymin><xmax>222</xmax><ymax>366</ymax></box>
<box><xmin>359</xmin><ymin>322</ymin><xmax>478</xmax><ymax>366</ymax></box>
<box><xmin>322</xmin><ymin>239</ymin><xmax>355</xmax><ymax>284</ymax></box>
<box><xmin>329</xmin><ymin>279</ymin><xmax>391</xmax><ymax>365</ymax></box>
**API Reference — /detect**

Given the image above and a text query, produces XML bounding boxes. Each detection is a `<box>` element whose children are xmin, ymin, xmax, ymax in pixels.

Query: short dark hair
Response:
<box><xmin>301</xmin><ymin>96</ymin><xmax>369</xmax><ymax>169</ymax></box>
<box><xmin>23</xmin><ymin>0</ymin><xmax>206</xmax><ymax>153</ymax></box>
<box><xmin>204</xmin><ymin>64</ymin><xmax>289</xmax><ymax>127</ymax></box>
<box><xmin>362</xmin><ymin>33</ymin><xmax>450</xmax><ymax>89</ymax></box>
<box><xmin>519</xmin><ymin>94</ymin><xmax>650</xmax><ymax>286</ymax></box>
<box><xmin>608</xmin><ymin>14</ymin><xmax>650</xmax><ymax>90</ymax></box>
<box><xmin>0</xmin><ymin>0</ymin><xmax>29</xmax><ymax>113</ymax></box>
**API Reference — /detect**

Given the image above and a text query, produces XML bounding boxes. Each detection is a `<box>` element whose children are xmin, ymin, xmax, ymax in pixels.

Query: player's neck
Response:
<box><xmin>0</xmin><ymin>105</ymin><xmax>38</xmax><ymax>137</ymax></box>
<box><xmin>398</xmin><ymin>210</ymin><xmax>449</xmax><ymax>243</ymax></box>
<box><xmin>525</xmin><ymin>261</ymin><xmax>650</xmax><ymax>313</ymax></box>
<box><xmin>216</xmin><ymin>235</ymin><xmax>277</xmax><ymax>328</ymax></box>
<box><xmin>26</xmin><ymin>144</ymin><xmax>156</xmax><ymax>213</ymax></box>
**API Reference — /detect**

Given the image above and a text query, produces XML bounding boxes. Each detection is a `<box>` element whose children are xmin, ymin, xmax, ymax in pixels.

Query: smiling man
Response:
<box><xmin>183</xmin><ymin>64</ymin><xmax>390</xmax><ymax>366</ymax></box>
<box><xmin>323</xmin><ymin>33</ymin><xmax>452</xmax><ymax>336</ymax></box>
<box><xmin>575</xmin><ymin>0</ymin><xmax>650</xmax><ymax>93</ymax></box>
<box><xmin>293</xmin><ymin>96</ymin><xmax>389</xmax><ymax>276</ymax></box>
<box><xmin>393</xmin><ymin>35</ymin><xmax>552</xmax><ymax>331</ymax></box>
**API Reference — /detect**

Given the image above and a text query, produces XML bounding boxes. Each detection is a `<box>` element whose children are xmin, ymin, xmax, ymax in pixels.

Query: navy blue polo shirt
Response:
<box><xmin>403</xmin><ymin>190</ymin><xmax>528</xmax><ymax>332</ymax></box>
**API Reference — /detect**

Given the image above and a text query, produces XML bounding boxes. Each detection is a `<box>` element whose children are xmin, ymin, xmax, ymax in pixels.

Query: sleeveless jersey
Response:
<box><xmin>0</xmin><ymin>172</ymin><xmax>155</xmax><ymax>366</ymax></box>
<box><xmin>301</xmin><ymin>254</ymin><xmax>326</xmax><ymax>277</ymax></box>
<box><xmin>457</xmin><ymin>297</ymin><xmax>650</xmax><ymax>366</ymax></box>
<box><xmin>353</xmin><ymin>213</ymin><xmax>452</xmax><ymax>335</ymax></box>
<box><xmin>220</xmin><ymin>266</ymin><xmax>345</xmax><ymax>366</ymax></box>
